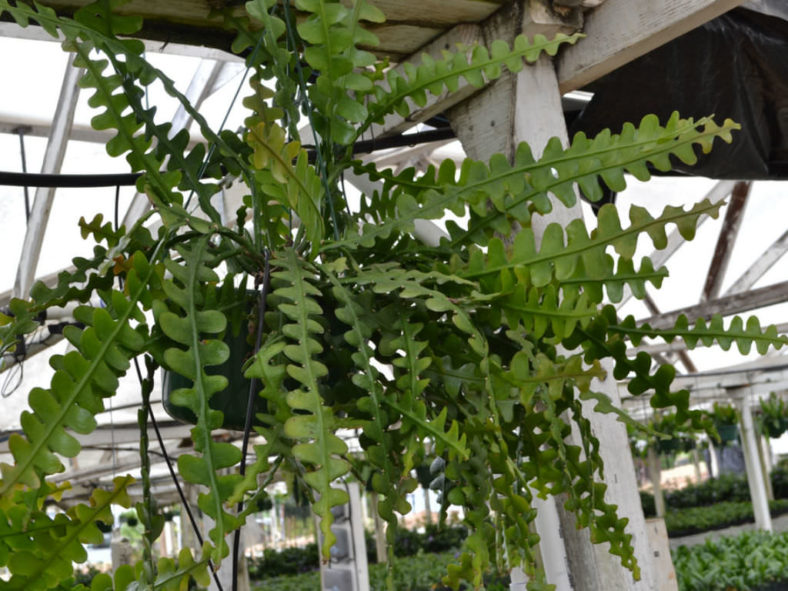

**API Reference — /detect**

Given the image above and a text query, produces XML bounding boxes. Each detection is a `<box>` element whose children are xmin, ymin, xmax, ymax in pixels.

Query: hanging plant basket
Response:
<box><xmin>163</xmin><ymin>326</ymin><xmax>266</xmax><ymax>431</ymax></box>
<box><xmin>657</xmin><ymin>437</ymin><xmax>680</xmax><ymax>454</ymax></box>
<box><xmin>716</xmin><ymin>423</ymin><xmax>739</xmax><ymax>444</ymax></box>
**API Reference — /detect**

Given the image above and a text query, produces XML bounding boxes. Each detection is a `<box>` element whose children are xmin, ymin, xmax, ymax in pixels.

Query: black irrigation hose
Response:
<box><xmin>0</xmin><ymin>127</ymin><xmax>457</xmax><ymax>188</ymax></box>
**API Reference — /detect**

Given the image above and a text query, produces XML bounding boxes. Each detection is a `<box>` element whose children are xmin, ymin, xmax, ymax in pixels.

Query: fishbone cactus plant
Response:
<box><xmin>0</xmin><ymin>0</ymin><xmax>784</xmax><ymax>590</ymax></box>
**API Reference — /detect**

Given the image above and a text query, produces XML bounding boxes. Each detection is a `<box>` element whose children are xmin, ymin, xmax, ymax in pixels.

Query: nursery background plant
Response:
<box><xmin>0</xmin><ymin>1</ymin><xmax>786</xmax><ymax>591</ymax></box>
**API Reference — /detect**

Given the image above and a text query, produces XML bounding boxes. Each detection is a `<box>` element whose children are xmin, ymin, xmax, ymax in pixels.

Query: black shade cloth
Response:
<box><xmin>570</xmin><ymin>8</ymin><xmax>788</xmax><ymax>179</ymax></box>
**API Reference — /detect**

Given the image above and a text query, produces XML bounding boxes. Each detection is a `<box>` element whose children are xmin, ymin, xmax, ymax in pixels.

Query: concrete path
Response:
<box><xmin>669</xmin><ymin>513</ymin><xmax>788</xmax><ymax>551</ymax></box>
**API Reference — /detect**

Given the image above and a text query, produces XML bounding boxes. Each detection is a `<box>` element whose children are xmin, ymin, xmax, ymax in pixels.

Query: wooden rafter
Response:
<box><xmin>725</xmin><ymin>228</ymin><xmax>788</xmax><ymax>295</ymax></box>
<box><xmin>702</xmin><ymin>181</ymin><xmax>750</xmax><ymax>301</ymax></box>
<box><xmin>555</xmin><ymin>0</ymin><xmax>747</xmax><ymax>93</ymax></box>
<box><xmin>21</xmin><ymin>0</ymin><xmax>508</xmax><ymax>60</ymax></box>
<box><xmin>642</xmin><ymin>279</ymin><xmax>788</xmax><ymax>330</ymax></box>
<box><xmin>12</xmin><ymin>54</ymin><xmax>80</xmax><ymax>299</ymax></box>
<box><xmin>616</xmin><ymin>180</ymin><xmax>735</xmax><ymax>309</ymax></box>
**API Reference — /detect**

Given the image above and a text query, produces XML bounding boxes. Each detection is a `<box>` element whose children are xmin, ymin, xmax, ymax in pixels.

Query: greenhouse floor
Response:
<box><xmin>669</xmin><ymin>513</ymin><xmax>788</xmax><ymax>550</ymax></box>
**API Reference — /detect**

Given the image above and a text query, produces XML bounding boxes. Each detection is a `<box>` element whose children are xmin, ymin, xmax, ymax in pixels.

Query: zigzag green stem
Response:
<box><xmin>247</xmin><ymin>125</ymin><xmax>320</xmax><ymax>213</ymax></box>
<box><xmin>609</xmin><ymin>323</ymin><xmax>788</xmax><ymax>347</ymax></box>
<box><xmin>24</xmin><ymin>476</ymin><xmax>134</xmax><ymax>589</ymax></box>
<box><xmin>154</xmin><ymin>557</ymin><xmax>211</xmax><ymax>590</ymax></box>
<box><xmin>0</xmin><ymin>240</ymin><xmax>164</xmax><ymax>497</ymax></box>
<box><xmin>461</xmin><ymin>200</ymin><xmax>721</xmax><ymax>279</ymax></box>
<box><xmin>321</xmin><ymin>266</ymin><xmax>391</xmax><ymax>450</ymax></box>
<box><xmin>71</xmin><ymin>42</ymin><xmax>173</xmax><ymax>200</ymax></box>
<box><xmin>329</xmin><ymin>119</ymin><xmax>733</xmax><ymax>251</ymax></box>
<box><xmin>3</xmin><ymin>2</ymin><xmax>256</xmax><ymax>186</ymax></box>
<box><xmin>185</xmin><ymin>237</ymin><xmax>229</xmax><ymax>551</ymax></box>
<box><xmin>355</xmin><ymin>33</ymin><xmax>581</xmax><ymax>143</ymax></box>
<box><xmin>380</xmin><ymin>399</ymin><xmax>469</xmax><ymax>460</ymax></box>
<box><xmin>452</xmin><ymin>123</ymin><xmax>733</xmax><ymax>246</ymax></box>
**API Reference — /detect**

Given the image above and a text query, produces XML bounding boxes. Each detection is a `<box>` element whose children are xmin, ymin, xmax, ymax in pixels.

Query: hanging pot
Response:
<box><xmin>656</xmin><ymin>437</ymin><xmax>680</xmax><ymax>455</ymax></box>
<box><xmin>163</xmin><ymin>326</ymin><xmax>266</xmax><ymax>431</ymax></box>
<box><xmin>716</xmin><ymin>423</ymin><xmax>739</xmax><ymax>444</ymax></box>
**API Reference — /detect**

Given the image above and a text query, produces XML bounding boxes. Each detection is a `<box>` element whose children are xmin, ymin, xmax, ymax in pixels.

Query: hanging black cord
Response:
<box><xmin>0</xmin><ymin>128</ymin><xmax>457</xmax><ymax>188</ymax></box>
<box><xmin>232</xmin><ymin>251</ymin><xmax>271</xmax><ymax>591</ymax></box>
<box><xmin>15</xmin><ymin>126</ymin><xmax>31</xmax><ymax>222</ymax></box>
<box><xmin>132</xmin><ymin>356</ymin><xmax>225</xmax><ymax>591</ymax></box>
<box><xmin>114</xmin><ymin>185</ymin><xmax>121</xmax><ymax>232</ymax></box>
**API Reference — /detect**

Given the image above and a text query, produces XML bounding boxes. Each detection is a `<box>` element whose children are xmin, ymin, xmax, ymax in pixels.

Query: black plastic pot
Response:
<box><xmin>163</xmin><ymin>327</ymin><xmax>266</xmax><ymax>431</ymax></box>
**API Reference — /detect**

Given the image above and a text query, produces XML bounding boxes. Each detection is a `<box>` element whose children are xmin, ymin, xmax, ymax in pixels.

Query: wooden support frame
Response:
<box><xmin>642</xmin><ymin>279</ymin><xmax>788</xmax><ymax>330</ymax></box>
<box><xmin>616</xmin><ymin>182</ymin><xmax>735</xmax><ymax>309</ymax></box>
<box><xmin>370</xmin><ymin>0</ymin><xmax>746</xmax><ymax>140</ymax></box>
<box><xmin>725</xmin><ymin>228</ymin><xmax>788</xmax><ymax>295</ymax></box>
<box><xmin>556</xmin><ymin>0</ymin><xmax>747</xmax><ymax>93</ymax></box>
<box><xmin>12</xmin><ymin>54</ymin><xmax>80</xmax><ymax>299</ymax></box>
<box><xmin>702</xmin><ymin>181</ymin><xmax>750</xmax><ymax>302</ymax></box>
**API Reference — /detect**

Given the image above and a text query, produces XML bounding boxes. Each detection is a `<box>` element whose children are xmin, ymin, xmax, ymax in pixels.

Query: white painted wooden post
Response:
<box><xmin>758</xmin><ymin>434</ymin><xmax>775</xmax><ymax>501</ymax></box>
<box><xmin>738</xmin><ymin>396</ymin><xmax>772</xmax><ymax>532</ymax></box>
<box><xmin>447</xmin><ymin>5</ymin><xmax>658</xmax><ymax>588</ymax></box>
<box><xmin>647</xmin><ymin>447</ymin><xmax>665</xmax><ymax>518</ymax></box>
<box><xmin>707</xmin><ymin>440</ymin><xmax>720</xmax><ymax>478</ymax></box>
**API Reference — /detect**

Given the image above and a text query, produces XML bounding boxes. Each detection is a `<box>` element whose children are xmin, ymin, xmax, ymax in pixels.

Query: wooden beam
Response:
<box><xmin>367</xmin><ymin>24</ymin><xmax>483</xmax><ymax>140</ymax></box>
<box><xmin>360</xmin><ymin>0</ymin><xmax>505</xmax><ymax>25</ymax></box>
<box><xmin>368</xmin><ymin>1</ymin><xmax>580</xmax><ymax>141</ymax></box>
<box><xmin>616</xmin><ymin>180</ymin><xmax>735</xmax><ymax>309</ymax></box>
<box><xmin>702</xmin><ymin>181</ymin><xmax>750</xmax><ymax>302</ymax></box>
<box><xmin>725</xmin><ymin>229</ymin><xmax>788</xmax><ymax>296</ymax></box>
<box><xmin>21</xmin><ymin>0</ymin><xmax>504</xmax><ymax>60</ymax></box>
<box><xmin>12</xmin><ymin>55</ymin><xmax>80</xmax><ymax>299</ymax></box>
<box><xmin>556</xmin><ymin>0</ymin><xmax>747</xmax><ymax>93</ymax></box>
<box><xmin>641</xmin><ymin>279</ymin><xmax>788</xmax><ymax>330</ymax></box>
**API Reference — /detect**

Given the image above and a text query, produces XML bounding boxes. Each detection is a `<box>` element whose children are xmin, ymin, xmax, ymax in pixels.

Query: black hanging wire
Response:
<box><xmin>116</xmin><ymin>194</ymin><xmax>224</xmax><ymax>588</ymax></box>
<box><xmin>14</xmin><ymin>126</ymin><xmax>31</xmax><ymax>222</ymax></box>
<box><xmin>231</xmin><ymin>252</ymin><xmax>271</xmax><ymax>591</ymax></box>
<box><xmin>131</xmin><ymin>356</ymin><xmax>226</xmax><ymax>591</ymax></box>
<box><xmin>114</xmin><ymin>185</ymin><xmax>121</xmax><ymax>232</ymax></box>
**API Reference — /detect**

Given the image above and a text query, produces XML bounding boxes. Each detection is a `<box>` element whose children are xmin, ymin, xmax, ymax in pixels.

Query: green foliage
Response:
<box><xmin>0</xmin><ymin>0</ymin><xmax>786</xmax><ymax>589</ymax></box>
<box><xmin>758</xmin><ymin>393</ymin><xmax>788</xmax><ymax>439</ymax></box>
<box><xmin>248</xmin><ymin>525</ymin><xmax>469</xmax><ymax>580</ymax></box>
<box><xmin>666</xmin><ymin>473</ymin><xmax>752</xmax><ymax>509</ymax></box>
<box><xmin>713</xmin><ymin>403</ymin><xmax>740</xmax><ymax>426</ymax></box>
<box><xmin>664</xmin><ymin>499</ymin><xmax>788</xmax><ymax>537</ymax></box>
<box><xmin>673</xmin><ymin>530</ymin><xmax>788</xmax><ymax>591</ymax></box>
<box><xmin>251</xmin><ymin>550</ymin><xmax>508</xmax><ymax>591</ymax></box>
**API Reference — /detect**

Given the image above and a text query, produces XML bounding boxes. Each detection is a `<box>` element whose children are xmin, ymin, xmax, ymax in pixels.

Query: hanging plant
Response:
<box><xmin>0</xmin><ymin>1</ymin><xmax>786</xmax><ymax>590</ymax></box>
<box><xmin>651</xmin><ymin>411</ymin><xmax>712</xmax><ymax>455</ymax></box>
<box><xmin>712</xmin><ymin>403</ymin><xmax>740</xmax><ymax>445</ymax></box>
<box><xmin>759</xmin><ymin>393</ymin><xmax>788</xmax><ymax>439</ymax></box>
